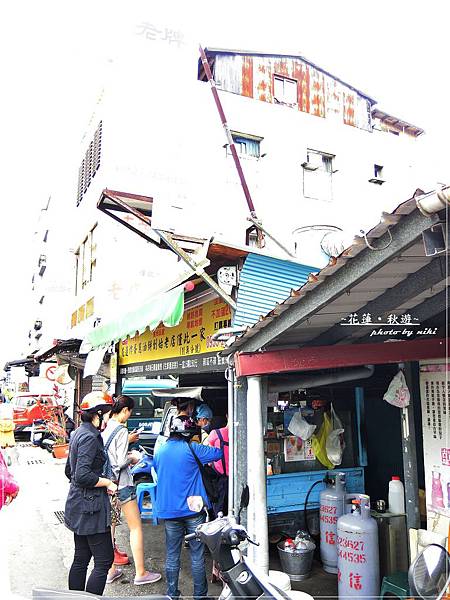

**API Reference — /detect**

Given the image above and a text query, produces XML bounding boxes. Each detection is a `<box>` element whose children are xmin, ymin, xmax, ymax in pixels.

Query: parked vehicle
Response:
<box><xmin>185</xmin><ymin>486</ymin><xmax>287</xmax><ymax>600</ymax></box>
<box><xmin>12</xmin><ymin>393</ymin><xmax>59</xmax><ymax>433</ymax></box>
<box><xmin>130</xmin><ymin>445</ymin><xmax>154</xmax><ymax>485</ymax></box>
<box><xmin>121</xmin><ymin>379</ymin><xmax>177</xmax><ymax>453</ymax></box>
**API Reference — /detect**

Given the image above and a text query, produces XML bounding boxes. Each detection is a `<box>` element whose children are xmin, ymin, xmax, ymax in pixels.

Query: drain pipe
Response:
<box><xmin>247</xmin><ymin>376</ymin><xmax>269</xmax><ymax>574</ymax></box>
<box><xmin>269</xmin><ymin>365</ymin><xmax>375</xmax><ymax>393</ymax></box>
<box><xmin>226</xmin><ymin>355</ymin><xmax>235</xmax><ymax>516</ymax></box>
<box><xmin>415</xmin><ymin>186</ymin><xmax>450</xmax><ymax>216</ymax></box>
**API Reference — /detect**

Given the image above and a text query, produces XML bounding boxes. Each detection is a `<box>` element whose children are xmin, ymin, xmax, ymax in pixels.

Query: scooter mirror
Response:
<box><xmin>408</xmin><ymin>544</ymin><xmax>450</xmax><ymax>600</ymax></box>
<box><xmin>239</xmin><ymin>485</ymin><xmax>250</xmax><ymax>510</ymax></box>
<box><xmin>237</xmin><ymin>485</ymin><xmax>249</xmax><ymax>524</ymax></box>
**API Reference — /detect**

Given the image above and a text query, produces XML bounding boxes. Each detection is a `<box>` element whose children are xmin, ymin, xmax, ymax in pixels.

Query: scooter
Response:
<box><xmin>185</xmin><ymin>486</ymin><xmax>287</xmax><ymax>600</ymax></box>
<box><xmin>130</xmin><ymin>445</ymin><xmax>154</xmax><ymax>484</ymax></box>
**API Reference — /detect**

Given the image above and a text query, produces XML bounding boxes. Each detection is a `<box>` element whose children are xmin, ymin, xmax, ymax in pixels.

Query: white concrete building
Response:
<box><xmin>28</xmin><ymin>197</ymin><xmax>74</xmax><ymax>355</ymax></box>
<box><xmin>44</xmin><ymin>19</ymin><xmax>432</xmax><ymax>343</ymax></box>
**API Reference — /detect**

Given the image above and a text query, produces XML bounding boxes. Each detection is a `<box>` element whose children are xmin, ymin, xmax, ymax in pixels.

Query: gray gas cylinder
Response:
<box><xmin>336</xmin><ymin>494</ymin><xmax>379</xmax><ymax>599</ymax></box>
<box><xmin>320</xmin><ymin>472</ymin><xmax>347</xmax><ymax>574</ymax></box>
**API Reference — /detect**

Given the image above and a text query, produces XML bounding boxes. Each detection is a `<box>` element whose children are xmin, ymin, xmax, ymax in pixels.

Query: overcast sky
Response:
<box><xmin>0</xmin><ymin>0</ymin><xmax>448</xmax><ymax>371</ymax></box>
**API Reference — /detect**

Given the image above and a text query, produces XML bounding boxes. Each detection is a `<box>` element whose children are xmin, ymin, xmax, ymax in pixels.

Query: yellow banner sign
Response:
<box><xmin>119</xmin><ymin>298</ymin><xmax>231</xmax><ymax>365</ymax></box>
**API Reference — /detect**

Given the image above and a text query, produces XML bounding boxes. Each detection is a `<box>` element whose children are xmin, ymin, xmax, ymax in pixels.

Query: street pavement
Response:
<box><xmin>1</xmin><ymin>443</ymin><xmax>337</xmax><ymax>599</ymax></box>
<box><xmin>0</xmin><ymin>442</ymin><xmax>223</xmax><ymax>599</ymax></box>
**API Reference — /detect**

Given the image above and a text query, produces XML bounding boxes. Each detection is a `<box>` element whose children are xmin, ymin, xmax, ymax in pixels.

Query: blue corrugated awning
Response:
<box><xmin>233</xmin><ymin>253</ymin><xmax>315</xmax><ymax>327</ymax></box>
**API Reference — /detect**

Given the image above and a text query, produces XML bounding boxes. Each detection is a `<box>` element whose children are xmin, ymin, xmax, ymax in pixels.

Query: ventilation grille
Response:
<box><xmin>76</xmin><ymin>121</ymin><xmax>103</xmax><ymax>206</ymax></box>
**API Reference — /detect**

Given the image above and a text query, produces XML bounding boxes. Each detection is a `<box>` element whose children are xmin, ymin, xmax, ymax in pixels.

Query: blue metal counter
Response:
<box><xmin>267</xmin><ymin>467</ymin><xmax>365</xmax><ymax>514</ymax></box>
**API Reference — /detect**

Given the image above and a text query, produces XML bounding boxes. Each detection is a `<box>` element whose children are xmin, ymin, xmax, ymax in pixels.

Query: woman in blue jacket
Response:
<box><xmin>64</xmin><ymin>392</ymin><xmax>117</xmax><ymax>596</ymax></box>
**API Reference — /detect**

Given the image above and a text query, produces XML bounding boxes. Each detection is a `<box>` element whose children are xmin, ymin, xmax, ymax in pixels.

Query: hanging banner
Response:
<box><xmin>118</xmin><ymin>297</ymin><xmax>231</xmax><ymax>371</ymax></box>
<box><xmin>419</xmin><ymin>362</ymin><xmax>450</xmax><ymax>521</ymax></box>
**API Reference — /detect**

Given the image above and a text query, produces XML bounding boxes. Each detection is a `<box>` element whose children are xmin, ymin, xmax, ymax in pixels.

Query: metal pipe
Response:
<box><xmin>416</xmin><ymin>186</ymin><xmax>450</xmax><ymax>216</ymax></box>
<box><xmin>247</xmin><ymin>216</ymin><xmax>296</xmax><ymax>259</ymax></box>
<box><xmin>268</xmin><ymin>365</ymin><xmax>375</xmax><ymax>393</ymax></box>
<box><xmin>199</xmin><ymin>45</ymin><xmax>257</xmax><ymax>218</ymax></box>
<box><xmin>226</xmin><ymin>355</ymin><xmax>235</xmax><ymax>515</ymax></box>
<box><xmin>246</xmin><ymin>376</ymin><xmax>269</xmax><ymax>573</ymax></box>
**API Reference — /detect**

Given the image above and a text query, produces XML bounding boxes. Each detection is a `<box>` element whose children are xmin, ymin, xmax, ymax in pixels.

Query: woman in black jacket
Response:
<box><xmin>64</xmin><ymin>392</ymin><xmax>117</xmax><ymax>596</ymax></box>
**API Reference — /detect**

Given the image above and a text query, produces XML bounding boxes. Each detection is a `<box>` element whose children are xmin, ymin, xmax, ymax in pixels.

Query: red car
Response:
<box><xmin>12</xmin><ymin>393</ymin><xmax>59</xmax><ymax>432</ymax></box>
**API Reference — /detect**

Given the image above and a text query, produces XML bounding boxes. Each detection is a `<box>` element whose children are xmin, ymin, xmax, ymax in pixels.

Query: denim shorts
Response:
<box><xmin>117</xmin><ymin>485</ymin><xmax>137</xmax><ymax>505</ymax></box>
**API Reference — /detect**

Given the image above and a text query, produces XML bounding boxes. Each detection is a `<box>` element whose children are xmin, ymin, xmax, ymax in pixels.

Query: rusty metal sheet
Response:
<box><xmin>214</xmin><ymin>55</ymin><xmax>242</xmax><ymax>94</ymax></box>
<box><xmin>326</xmin><ymin>77</ymin><xmax>343</xmax><ymax>121</ymax></box>
<box><xmin>309</xmin><ymin>67</ymin><xmax>325</xmax><ymax>117</ymax></box>
<box><xmin>254</xmin><ymin>57</ymin><xmax>273</xmax><ymax>103</ymax></box>
<box><xmin>292</xmin><ymin>60</ymin><xmax>310</xmax><ymax>113</ymax></box>
<box><xmin>343</xmin><ymin>90</ymin><xmax>357</xmax><ymax>126</ymax></box>
<box><xmin>242</xmin><ymin>56</ymin><xmax>253</xmax><ymax>98</ymax></box>
<box><xmin>213</xmin><ymin>52</ymin><xmax>371</xmax><ymax>130</ymax></box>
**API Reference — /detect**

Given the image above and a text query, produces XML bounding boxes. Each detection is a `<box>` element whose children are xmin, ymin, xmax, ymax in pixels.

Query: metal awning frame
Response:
<box><xmin>98</xmin><ymin>188</ymin><xmax>237</xmax><ymax>310</ymax></box>
<box><xmin>97</xmin><ymin>189</ymin><xmax>161</xmax><ymax>246</ymax></box>
<box><xmin>227</xmin><ymin>205</ymin><xmax>442</xmax><ymax>354</ymax></box>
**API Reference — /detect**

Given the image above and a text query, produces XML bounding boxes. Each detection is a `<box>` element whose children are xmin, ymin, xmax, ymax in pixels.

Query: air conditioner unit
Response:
<box><xmin>301</xmin><ymin>162</ymin><xmax>319</xmax><ymax>172</ymax></box>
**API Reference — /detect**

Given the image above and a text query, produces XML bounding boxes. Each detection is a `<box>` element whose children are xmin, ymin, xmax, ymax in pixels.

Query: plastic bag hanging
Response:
<box><xmin>288</xmin><ymin>410</ymin><xmax>316</xmax><ymax>441</ymax></box>
<box><xmin>383</xmin><ymin>370</ymin><xmax>410</xmax><ymax>408</ymax></box>
<box><xmin>326</xmin><ymin>404</ymin><xmax>346</xmax><ymax>466</ymax></box>
<box><xmin>312</xmin><ymin>412</ymin><xmax>335</xmax><ymax>469</ymax></box>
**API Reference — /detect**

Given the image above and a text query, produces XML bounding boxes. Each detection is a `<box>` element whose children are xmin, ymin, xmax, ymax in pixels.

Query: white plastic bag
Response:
<box><xmin>326</xmin><ymin>404</ymin><xmax>345</xmax><ymax>466</ymax></box>
<box><xmin>288</xmin><ymin>411</ymin><xmax>316</xmax><ymax>441</ymax></box>
<box><xmin>383</xmin><ymin>370</ymin><xmax>410</xmax><ymax>408</ymax></box>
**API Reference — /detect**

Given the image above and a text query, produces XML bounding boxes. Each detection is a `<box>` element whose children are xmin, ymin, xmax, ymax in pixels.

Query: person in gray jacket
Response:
<box><xmin>64</xmin><ymin>392</ymin><xmax>117</xmax><ymax>596</ymax></box>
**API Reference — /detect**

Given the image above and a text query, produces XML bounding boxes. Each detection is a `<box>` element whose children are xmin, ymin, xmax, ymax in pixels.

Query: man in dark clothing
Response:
<box><xmin>154</xmin><ymin>414</ymin><xmax>222</xmax><ymax>600</ymax></box>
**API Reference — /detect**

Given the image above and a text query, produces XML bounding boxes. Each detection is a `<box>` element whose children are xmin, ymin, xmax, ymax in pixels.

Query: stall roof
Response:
<box><xmin>224</xmin><ymin>189</ymin><xmax>448</xmax><ymax>356</ymax></box>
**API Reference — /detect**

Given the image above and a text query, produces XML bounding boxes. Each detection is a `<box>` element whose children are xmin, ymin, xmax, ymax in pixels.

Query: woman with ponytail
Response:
<box><xmin>102</xmin><ymin>395</ymin><xmax>161</xmax><ymax>587</ymax></box>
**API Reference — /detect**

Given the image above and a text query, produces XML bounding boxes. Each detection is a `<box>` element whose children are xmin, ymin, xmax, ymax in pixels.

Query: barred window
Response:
<box><xmin>76</xmin><ymin>121</ymin><xmax>102</xmax><ymax>206</ymax></box>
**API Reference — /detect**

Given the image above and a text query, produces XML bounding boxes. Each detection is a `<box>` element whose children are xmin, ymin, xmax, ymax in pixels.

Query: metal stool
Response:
<box><xmin>136</xmin><ymin>482</ymin><xmax>158</xmax><ymax>525</ymax></box>
<box><xmin>380</xmin><ymin>572</ymin><xmax>410</xmax><ymax>599</ymax></box>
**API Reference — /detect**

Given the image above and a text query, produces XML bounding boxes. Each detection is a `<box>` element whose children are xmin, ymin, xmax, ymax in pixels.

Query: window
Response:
<box><xmin>76</xmin><ymin>121</ymin><xmax>102</xmax><ymax>206</ymax></box>
<box><xmin>274</xmin><ymin>75</ymin><xmax>298</xmax><ymax>105</ymax></box>
<box><xmin>75</xmin><ymin>225</ymin><xmax>97</xmax><ymax>295</ymax></box>
<box><xmin>369</xmin><ymin>164</ymin><xmax>385</xmax><ymax>185</ymax></box>
<box><xmin>303</xmin><ymin>149</ymin><xmax>334</xmax><ymax>201</ymax></box>
<box><xmin>226</xmin><ymin>132</ymin><xmax>261</xmax><ymax>159</ymax></box>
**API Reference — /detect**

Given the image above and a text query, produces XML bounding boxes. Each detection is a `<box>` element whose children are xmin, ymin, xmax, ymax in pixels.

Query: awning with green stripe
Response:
<box><xmin>87</xmin><ymin>285</ymin><xmax>185</xmax><ymax>349</ymax></box>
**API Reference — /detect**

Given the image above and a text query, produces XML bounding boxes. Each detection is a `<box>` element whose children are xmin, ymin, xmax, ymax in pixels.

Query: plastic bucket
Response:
<box><xmin>277</xmin><ymin>543</ymin><xmax>315</xmax><ymax>581</ymax></box>
<box><xmin>268</xmin><ymin>569</ymin><xmax>291</xmax><ymax>592</ymax></box>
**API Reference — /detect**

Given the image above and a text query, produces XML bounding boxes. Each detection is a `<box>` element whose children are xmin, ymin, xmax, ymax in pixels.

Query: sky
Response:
<box><xmin>0</xmin><ymin>0</ymin><xmax>448</xmax><ymax>371</ymax></box>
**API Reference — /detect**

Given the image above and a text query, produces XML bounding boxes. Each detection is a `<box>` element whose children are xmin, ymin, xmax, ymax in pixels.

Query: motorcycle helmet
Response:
<box><xmin>80</xmin><ymin>391</ymin><xmax>113</xmax><ymax>414</ymax></box>
<box><xmin>169</xmin><ymin>415</ymin><xmax>200</xmax><ymax>439</ymax></box>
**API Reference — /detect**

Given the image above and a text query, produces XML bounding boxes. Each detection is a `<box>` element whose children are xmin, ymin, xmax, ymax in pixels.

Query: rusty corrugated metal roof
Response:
<box><xmin>204</xmin><ymin>47</ymin><xmax>377</xmax><ymax>103</ymax></box>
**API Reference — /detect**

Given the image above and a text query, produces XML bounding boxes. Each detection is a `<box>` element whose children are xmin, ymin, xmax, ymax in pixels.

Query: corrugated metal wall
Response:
<box><xmin>233</xmin><ymin>253</ymin><xmax>314</xmax><ymax>327</ymax></box>
<box><xmin>214</xmin><ymin>54</ymin><xmax>371</xmax><ymax>131</ymax></box>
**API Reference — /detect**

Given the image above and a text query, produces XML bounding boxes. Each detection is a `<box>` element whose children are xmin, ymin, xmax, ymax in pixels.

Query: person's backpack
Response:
<box><xmin>102</xmin><ymin>425</ymin><xmax>123</xmax><ymax>482</ymax></box>
<box><xmin>187</xmin><ymin>442</ymin><xmax>222</xmax><ymax>503</ymax></box>
<box><xmin>215</xmin><ymin>428</ymin><xmax>229</xmax><ymax>476</ymax></box>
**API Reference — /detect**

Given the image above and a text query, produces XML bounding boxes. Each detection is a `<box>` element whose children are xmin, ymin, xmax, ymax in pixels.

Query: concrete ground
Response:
<box><xmin>1</xmin><ymin>442</ymin><xmax>337</xmax><ymax>599</ymax></box>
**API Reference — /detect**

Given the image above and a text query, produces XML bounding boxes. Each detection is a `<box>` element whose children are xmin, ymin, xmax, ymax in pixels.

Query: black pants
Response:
<box><xmin>68</xmin><ymin>530</ymin><xmax>114</xmax><ymax>596</ymax></box>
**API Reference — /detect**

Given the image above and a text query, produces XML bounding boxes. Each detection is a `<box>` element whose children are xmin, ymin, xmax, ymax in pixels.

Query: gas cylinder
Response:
<box><xmin>320</xmin><ymin>472</ymin><xmax>347</xmax><ymax>574</ymax></box>
<box><xmin>336</xmin><ymin>495</ymin><xmax>379</xmax><ymax>599</ymax></box>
